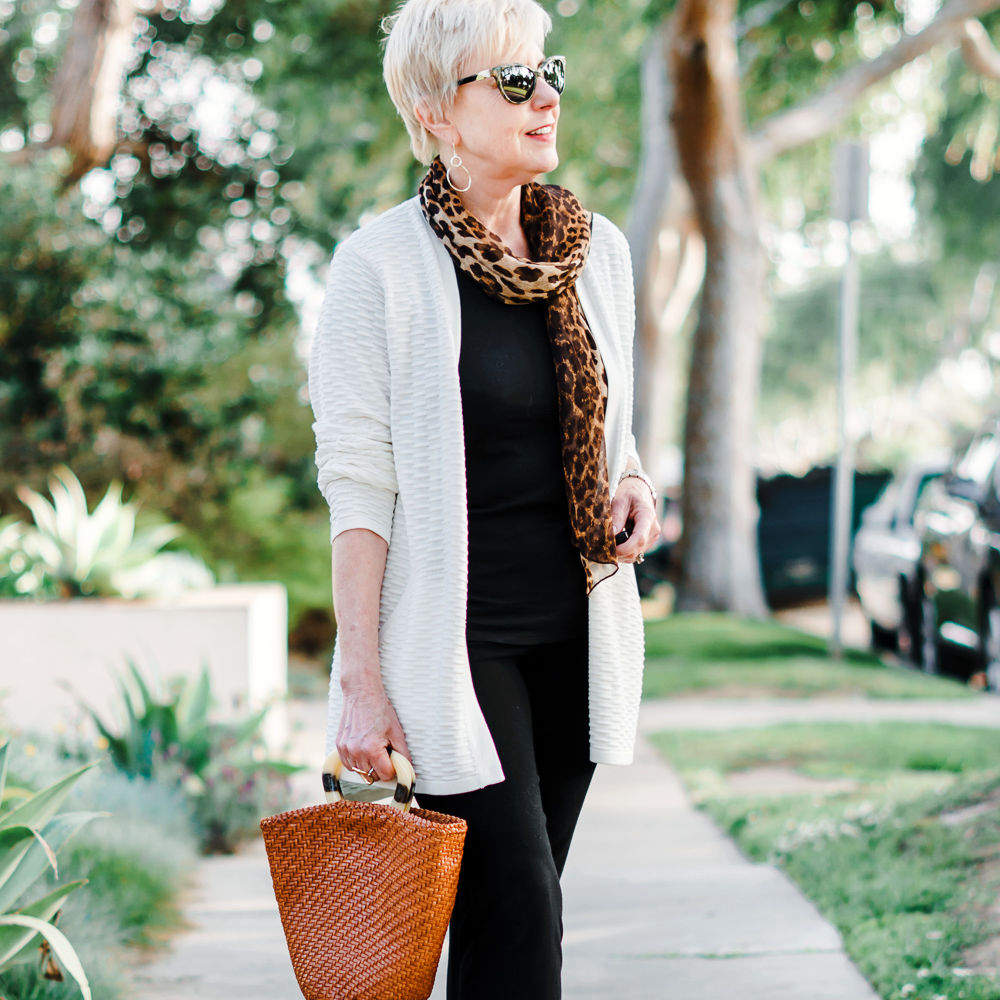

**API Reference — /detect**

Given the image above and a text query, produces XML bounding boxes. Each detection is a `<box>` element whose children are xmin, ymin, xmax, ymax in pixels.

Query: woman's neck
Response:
<box><xmin>458</xmin><ymin>180</ymin><xmax>529</xmax><ymax>259</ymax></box>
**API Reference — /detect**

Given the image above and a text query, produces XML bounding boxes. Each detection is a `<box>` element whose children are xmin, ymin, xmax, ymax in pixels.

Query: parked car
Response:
<box><xmin>634</xmin><ymin>467</ymin><xmax>892</xmax><ymax>607</ymax></box>
<box><xmin>756</xmin><ymin>466</ymin><xmax>890</xmax><ymax>606</ymax></box>
<box><xmin>913</xmin><ymin>419</ymin><xmax>1000</xmax><ymax>689</ymax></box>
<box><xmin>852</xmin><ymin>457</ymin><xmax>948</xmax><ymax>652</ymax></box>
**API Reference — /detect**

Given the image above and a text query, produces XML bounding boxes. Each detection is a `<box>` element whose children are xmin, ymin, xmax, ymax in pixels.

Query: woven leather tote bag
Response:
<box><xmin>260</xmin><ymin>749</ymin><xmax>467</xmax><ymax>1000</ymax></box>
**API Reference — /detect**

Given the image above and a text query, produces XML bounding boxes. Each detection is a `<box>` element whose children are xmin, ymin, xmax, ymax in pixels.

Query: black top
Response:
<box><xmin>455</xmin><ymin>261</ymin><xmax>588</xmax><ymax>645</ymax></box>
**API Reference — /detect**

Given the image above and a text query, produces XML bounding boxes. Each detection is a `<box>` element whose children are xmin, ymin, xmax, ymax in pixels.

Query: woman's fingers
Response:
<box><xmin>369</xmin><ymin>718</ymin><xmax>412</xmax><ymax>783</ymax></box>
<box><xmin>368</xmin><ymin>743</ymin><xmax>396</xmax><ymax>783</ymax></box>
<box><xmin>337</xmin><ymin>687</ymin><xmax>412</xmax><ymax>783</ymax></box>
<box><xmin>609</xmin><ymin>487</ymin><xmax>635</xmax><ymax>539</ymax></box>
<box><xmin>612</xmin><ymin>482</ymin><xmax>660</xmax><ymax>562</ymax></box>
<box><xmin>629</xmin><ymin>501</ymin><xmax>661</xmax><ymax>553</ymax></box>
<box><xmin>387</xmin><ymin>718</ymin><xmax>412</xmax><ymax>765</ymax></box>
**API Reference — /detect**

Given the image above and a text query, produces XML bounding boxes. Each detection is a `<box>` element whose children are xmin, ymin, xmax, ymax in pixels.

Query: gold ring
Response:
<box><xmin>636</xmin><ymin>553</ymin><xmax>645</xmax><ymax>564</ymax></box>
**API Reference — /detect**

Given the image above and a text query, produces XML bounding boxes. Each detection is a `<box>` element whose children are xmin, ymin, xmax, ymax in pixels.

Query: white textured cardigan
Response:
<box><xmin>309</xmin><ymin>196</ymin><xmax>645</xmax><ymax>795</ymax></box>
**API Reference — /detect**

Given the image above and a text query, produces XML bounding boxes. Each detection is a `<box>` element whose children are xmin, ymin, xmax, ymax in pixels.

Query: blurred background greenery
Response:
<box><xmin>2</xmin><ymin>0</ymin><xmax>999</xmax><ymax>637</ymax></box>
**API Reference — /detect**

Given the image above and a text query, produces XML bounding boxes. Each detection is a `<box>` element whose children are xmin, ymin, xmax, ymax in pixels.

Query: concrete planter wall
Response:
<box><xmin>0</xmin><ymin>583</ymin><xmax>288</xmax><ymax>750</ymax></box>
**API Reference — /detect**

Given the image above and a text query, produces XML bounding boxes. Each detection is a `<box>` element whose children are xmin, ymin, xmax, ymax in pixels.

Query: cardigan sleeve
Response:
<box><xmin>309</xmin><ymin>241</ymin><xmax>398</xmax><ymax>544</ymax></box>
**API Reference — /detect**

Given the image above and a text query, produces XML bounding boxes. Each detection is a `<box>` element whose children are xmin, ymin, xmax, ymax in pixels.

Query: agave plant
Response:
<box><xmin>14</xmin><ymin>466</ymin><xmax>189</xmax><ymax>598</ymax></box>
<box><xmin>80</xmin><ymin>663</ymin><xmax>298</xmax><ymax>852</ymax></box>
<box><xmin>82</xmin><ymin>662</ymin><xmax>286</xmax><ymax>779</ymax></box>
<box><xmin>81</xmin><ymin>661</ymin><xmax>221</xmax><ymax>781</ymax></box>
<box><xmin>0</xmin><ymin>742</ymin><xmax>101</xmax><ymax>998</ymax></box>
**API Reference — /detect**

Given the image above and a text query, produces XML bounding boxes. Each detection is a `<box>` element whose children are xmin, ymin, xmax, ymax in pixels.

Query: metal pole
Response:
<box><xmin>829</xmin><ymin>230</ymin><xmax>860</xmax><ymax>659</ymax></box>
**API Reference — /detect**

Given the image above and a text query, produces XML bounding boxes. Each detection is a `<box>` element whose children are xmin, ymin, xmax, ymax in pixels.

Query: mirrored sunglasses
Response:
<box><xmin>456</xmin><ymin>55</ymin><xmax>566</xmax><ymax>105</ymax></box>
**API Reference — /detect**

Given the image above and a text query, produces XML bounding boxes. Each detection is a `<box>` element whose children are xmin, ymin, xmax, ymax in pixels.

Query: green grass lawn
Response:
<box><xmin>643</xmin><ymin>613</ymin><xmax>976</xmax><ymax>700</ymax></box>
<box><xmin>653</xmin><ymin>721</ymin><xmax>1000</xmax><ymax>1000</ymax></box>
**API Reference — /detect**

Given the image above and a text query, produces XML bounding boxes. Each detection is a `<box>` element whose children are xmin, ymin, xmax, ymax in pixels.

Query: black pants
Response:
<box><xmin>417</xmin><ymin>636</ymin><xmax>595</xmax><ymax>1000</ymax></box>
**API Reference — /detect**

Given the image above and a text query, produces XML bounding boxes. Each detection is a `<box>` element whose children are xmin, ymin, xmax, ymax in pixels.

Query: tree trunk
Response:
<box><xmin>49</xmin><ymin>0</ymin><xmax>135</xmax><ymax>180</ymax></box>
<box><xmin>627</xmin><ymin>28</ymin><xmax>678</xmax><ymax>465</ymax></box>
<box><xmin>626</xmin><ymin>26</ymin><xmax>706</xmax><ymax>477</ymax></box>
<box><xmin>670</xmin><ymin>0</ymin><xmax>767</xmax><ymax>615</ymax></box>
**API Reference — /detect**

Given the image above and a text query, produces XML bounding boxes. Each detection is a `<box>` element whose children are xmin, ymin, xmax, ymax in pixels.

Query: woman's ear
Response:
<box><xmin>415</xmin><ymin>99</ymin><xmax>457</xmax><ymax>148</ymax></box>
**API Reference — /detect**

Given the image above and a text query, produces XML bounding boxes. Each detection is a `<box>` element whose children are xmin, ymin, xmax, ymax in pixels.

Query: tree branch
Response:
<box><xmin>49</xmin><ymin>0</ymin><xmax>136</xmax><ymax>181</ymax></box>
<box><xmin>750</xmin><ymin>0</ymin><xmax>1000</xmax><ymax>161</ymax></box>
<box><xmin>735</xmin><ymin>0</ymin><xmax>798</xmax><ymax>39</ymax></box>
<box><xmin>961</xmin><ymin>18</ymin><xmax>1000</xmax><ymax>78</ymax></box>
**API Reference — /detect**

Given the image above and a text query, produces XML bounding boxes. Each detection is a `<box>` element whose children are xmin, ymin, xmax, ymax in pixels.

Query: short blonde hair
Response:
<box><xmin>383</xmin><ymin>0</ymin><xmax>553</xmax><ymax>165</ymax></box>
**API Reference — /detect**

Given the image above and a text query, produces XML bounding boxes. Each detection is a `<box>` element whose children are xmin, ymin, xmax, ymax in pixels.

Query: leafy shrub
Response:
<box><xmin>55</xmin><ymin>768</ymin><xmax>197</xmax><ymax>947</ymax></box>
<box><xmin>79</xmin><ymin>663</ymin><xmax>297</xmax><ymax>853</ymax></box>
<box><xmin>167</xmin><ymin>750</ymin><xmax>295</xmax><ymax>854</ymax></box>
<box><xmin>2</xmin><ymin>742</ymin><xmax>199</xmax><ymax>1000</ymax></box>
<box><xmin>181</xmin><ymin>468</ymin><xmax>333</xmax><ymax>635</ymax></box>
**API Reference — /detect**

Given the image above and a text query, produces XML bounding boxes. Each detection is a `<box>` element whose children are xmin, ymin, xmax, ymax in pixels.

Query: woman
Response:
<box><xmin>308</xmin><ymin>1</ymin><xmax>659</xmax><ymax>996</ymax></box>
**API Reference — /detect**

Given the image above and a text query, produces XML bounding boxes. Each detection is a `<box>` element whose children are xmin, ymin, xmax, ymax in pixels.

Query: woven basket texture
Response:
<box><xmin>261</xmin><ymin>800</ymin><xmax>467</xmax><ymax>1000</ymax></box>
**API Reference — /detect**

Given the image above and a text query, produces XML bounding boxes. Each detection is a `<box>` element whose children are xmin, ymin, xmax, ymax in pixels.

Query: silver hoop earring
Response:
<box><xmin>446</xmin><ymin>151</ymin><xmax>472</xmax><ymax>193</ymax></box>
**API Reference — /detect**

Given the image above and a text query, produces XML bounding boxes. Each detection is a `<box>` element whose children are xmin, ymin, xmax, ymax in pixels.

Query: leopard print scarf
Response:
<box><xmin>419</xmin><ymin>156</ymin><xmax>618</xmax><ymax>592</ymax></box>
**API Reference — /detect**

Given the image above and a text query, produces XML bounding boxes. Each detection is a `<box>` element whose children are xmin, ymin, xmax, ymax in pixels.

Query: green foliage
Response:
<box><xmin>0</xmin><ymin>154</ymin><xmax>309</xmax><ymax>515</ymax></box>
<box><xmin>5</xmin><ymin>465</ymin><xmax>214</xmax><ymax>599</ymax></box>
<box><xmin>79</xmin><ymin>663</ymin><xmax>297</xmax><ymax>852</ymax></box>
<box><xmin>642</xmin><ymin>613</ymin><xmax>973</xmax><ymax>699</ymax></box>
<box><xmin>59</xmin><ymin>801</ymin><xmax>195</xmax><ymax>947</ymax></box>
<box><xmin>745</xmin><ymin>0</ymin><xmax>904</xmax><ymax>224</ymax></box>
<box><xmin>654</xmin><ymin>722</ymin><xmax>1000</xmax><ymax>1000</ymax></box>
<box><xmin>914</xmin><ymin>33</ymin><xmax>1000</xmax><ymax>266</ymax></box>
<box><xmin>181</xmin><ymin>468</ymin><xmax>332</xmax><ymax>630</ymax></box>
<box><xmin>0</xmin><ymin>517</ymin><xmax>47</xmax><ymax>598</ymax></box>
<box><xmin>0</xmin><ymin>742</ymin><xmax>100</xmax><ymax>999</ymax></box>
<box><xmin>656</xmin><ymin>721</ymin><xmax>1000</xmax><ymax>785</ymax></box>
<box><xmin>761</xmin><ymin>254</ymin><xmax>960</xmax><ymax>420</ymax></box>
<box><xmin>1</xmin><ymin>743</ymin><xmax>199</xmax><ymax>1000</ymax></box>
<box><xmin>0</xmin><ymin>0</ymin><xmax>314</xmax><ymax>618</ymax></box>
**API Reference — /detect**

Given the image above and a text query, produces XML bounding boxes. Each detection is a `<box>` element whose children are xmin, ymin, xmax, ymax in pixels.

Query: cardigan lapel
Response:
<box><xmin>578</xmin><ymin>259</ymin><xmax>627</xmax><ymax>488</ymax></box>
<box><xmin>417</xmin><ymin>201</ymin><xmax>462</xmax><ymax>359</ymax></box>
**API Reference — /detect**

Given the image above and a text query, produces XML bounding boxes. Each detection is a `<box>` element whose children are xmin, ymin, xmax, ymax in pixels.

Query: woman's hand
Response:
<box><xmin>611</xmin><ymin>473</ymin><xmax>660</xmax><ymax>564</ymax></box>
<box><xmin>337</xmin><ymin>672</ymin><xmax>411</xmax><ymax>783</ymax></box>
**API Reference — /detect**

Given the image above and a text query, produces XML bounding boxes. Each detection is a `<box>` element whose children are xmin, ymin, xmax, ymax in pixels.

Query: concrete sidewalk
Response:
<box><xmin>133</xmin><ymin>693</ymin><xmax>923</xmax><ymax>999</ymax></box>
<box><xmin>640</xmin><ymin>692</ymin><xmax>1000</xmax><ymax>733</ymax></box>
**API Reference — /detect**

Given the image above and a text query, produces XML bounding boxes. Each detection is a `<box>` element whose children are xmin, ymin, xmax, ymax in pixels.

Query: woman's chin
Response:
<box><xmin>521</xmin><ymin>151</ymin><xmax>560</xmax><ymax>180</ymax></box>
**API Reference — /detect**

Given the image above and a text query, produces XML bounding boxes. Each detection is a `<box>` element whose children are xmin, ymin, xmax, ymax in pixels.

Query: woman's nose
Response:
<box><xmin>532</xmin><ymin>75</ymin><xmax>560</xmax><ymax>108</ymax></box>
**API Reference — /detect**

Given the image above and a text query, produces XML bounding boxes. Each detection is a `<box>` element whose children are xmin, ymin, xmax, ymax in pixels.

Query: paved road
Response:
<box><xmin>133</xmin><ymin>693</ymin><xmax>975</xmax><ymax>999</ymax></box>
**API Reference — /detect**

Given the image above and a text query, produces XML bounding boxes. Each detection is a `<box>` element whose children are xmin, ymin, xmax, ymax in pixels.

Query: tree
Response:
<box><xmin>0</xmin><ymin>0</ymin><xmax>399</xmax><ymax>625</ymax></box>
<box><xmin>633</xmin><ymin>0</ymin><xmax>1000</xmax><ymax>614</ymax></box>
<box><xmin>670</xmin><ymin>0</ymin><xmax>767</xmax><ymax>614</ymax></box>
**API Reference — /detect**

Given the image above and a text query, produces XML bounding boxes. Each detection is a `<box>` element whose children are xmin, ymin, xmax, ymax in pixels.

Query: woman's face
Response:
<box><xmin>446</xmin><ymin>38</ymin><xmax>560</xmax><ymax>188</ymax></box>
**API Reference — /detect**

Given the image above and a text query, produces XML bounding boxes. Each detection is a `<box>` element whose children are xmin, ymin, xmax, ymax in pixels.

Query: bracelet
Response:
<box><xmin>617</xmin><ymin>469</ymin><xmax>657</xmax><ymax>506</ymax></box>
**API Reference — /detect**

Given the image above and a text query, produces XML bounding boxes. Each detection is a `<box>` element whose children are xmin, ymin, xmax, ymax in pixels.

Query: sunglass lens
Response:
<box><xmin>498</xmin><ymin>64</ymin><xmax>535</xmax><ymax>103</ymax></box>
<box><xmin>542</xmin><ymin>57</ymin><xmax>565</xmax><ymax>94</ymax></box>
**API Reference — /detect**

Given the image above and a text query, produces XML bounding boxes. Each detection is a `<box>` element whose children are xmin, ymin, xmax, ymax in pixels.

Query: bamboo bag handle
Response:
<box><xmin>321</xmin><ymin>749</ymin><xmax>416</xmax><ymax>812</ymax></box>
